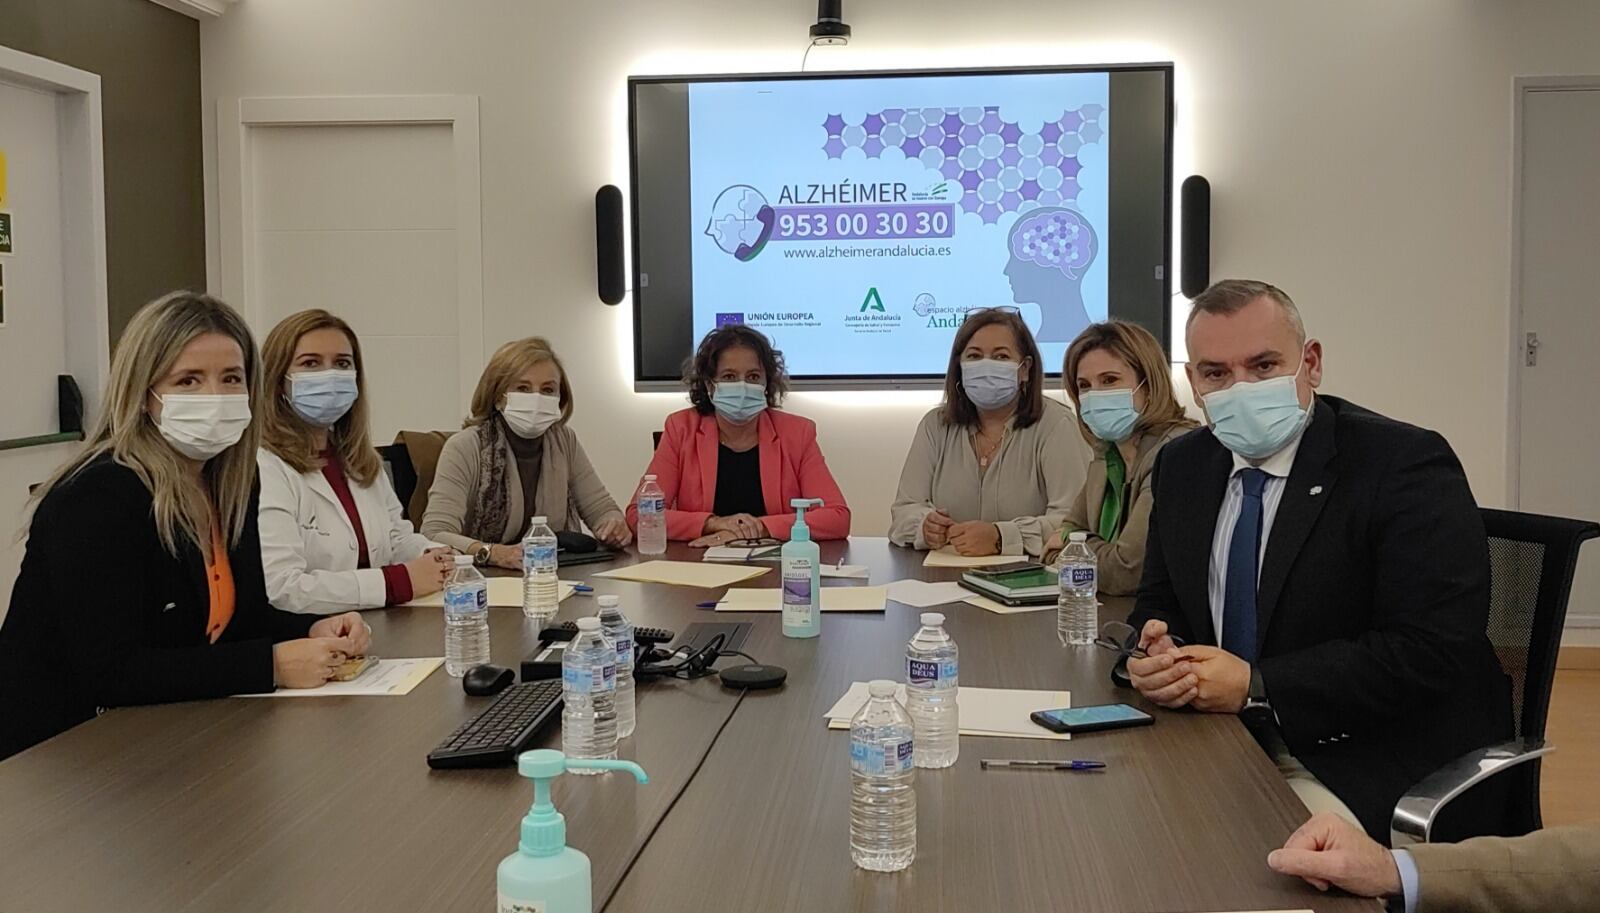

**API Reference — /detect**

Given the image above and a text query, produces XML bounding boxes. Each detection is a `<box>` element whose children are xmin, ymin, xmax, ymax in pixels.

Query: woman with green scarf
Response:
<box><xmin>1045</xmin><ymin>321</ymin><xmax>1197</xmax><ymax>594</ymax></box>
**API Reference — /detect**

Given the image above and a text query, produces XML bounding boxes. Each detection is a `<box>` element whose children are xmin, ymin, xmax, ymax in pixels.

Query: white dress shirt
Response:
<box><xmin>1206</xmin><ymin>418</ymin><xmax>1310</xmax><ymax>643</ymax></box>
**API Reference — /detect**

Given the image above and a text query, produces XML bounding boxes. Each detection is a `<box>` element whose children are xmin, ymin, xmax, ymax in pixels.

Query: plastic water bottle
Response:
<box><xmin>1057</xmin><ymin>531</ymin><xmax>1098</xmax><ymax>646</ymax></box>
<box><xmin>905</xmin><ymin>612</ymin><xmax>959</xmax><ymax>768</ymax></box>
<box><xmin>636</xmin><ymin>475</ymin><xmax>667</xmax><ymax>556</ymax></box>
<box><xmin>561</xmin><ymin>617</ymin><xmax>617</xmax><ymax>773</ymax></box>
<box><xmin>597</xmin><ymin>595</ymin><xmax>636</xmax><ymax>739</ymax></box>
<box><xmin>522</xmin><ymin>516</ymin><xmax>559</xmax><ymax>622</ymax></box>
<box><xmin>849</xmin><ymin>679</ymin><xmax>916</xmax><ymax>872</ymax></box>
<box><xmin>443</xmin><ymin>555</ymin><xmax>490</xmax><ymax>677</ymax></box>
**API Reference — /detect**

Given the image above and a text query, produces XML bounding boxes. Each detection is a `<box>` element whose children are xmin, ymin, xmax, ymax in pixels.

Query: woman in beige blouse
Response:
<box><xmin>1043</xmin><ymin>320</ymin><xmax>1197</xmax><ymax>594</ymax></box>
<box><xmin>889</xmin><ymin>308</ymin><xmax>1090</xmax><ymax>558</ymax></box>
<box><xmin>421</xmin><ymin>338</ymin><xmax>629</xmax><ymax>570</ymax></box>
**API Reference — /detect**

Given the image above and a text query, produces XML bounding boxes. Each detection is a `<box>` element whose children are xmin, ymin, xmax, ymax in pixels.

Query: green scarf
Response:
<box><xmin>1098</xmin><ymin>442</ymin><xmax>1127</xmax><ymax>541</ymax></box>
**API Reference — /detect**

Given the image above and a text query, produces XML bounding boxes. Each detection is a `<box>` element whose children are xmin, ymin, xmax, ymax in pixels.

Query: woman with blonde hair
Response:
<box><xmin>0</xmin><ymin>292</ymin><xmax>372</xmax><ymax>760</ymax></box>
<box><xmin>256</xmin><ymin>309</ymin><xmax>452</xmax><ymax>614</ymax></box>
<box><xmin>423</xmin><ymin>337</ymin><xmax>629</xmax><ymax>569</ymax></box>
<box><xmin>1045</xmin><ymin>319</ymin><xmax>1198</xmax><ymax>593</ymax></box>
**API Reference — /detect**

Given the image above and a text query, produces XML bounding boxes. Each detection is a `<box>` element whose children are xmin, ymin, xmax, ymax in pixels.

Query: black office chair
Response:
<box><xmin>1390</xmin><ymin>507</ymin><xmax>1599</xmax><ymax>846</ymax></box>
<box><xmin>377</xmin><ymin>442</ymin><xmax>419</xmax><ymax>522</ymax></box>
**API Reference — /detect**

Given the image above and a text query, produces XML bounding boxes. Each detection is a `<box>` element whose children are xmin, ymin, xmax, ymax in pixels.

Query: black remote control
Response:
<box><xmin>539</xmin><ymin>620</ymin><xmax>676</xmax><ymax>645</ymax></box>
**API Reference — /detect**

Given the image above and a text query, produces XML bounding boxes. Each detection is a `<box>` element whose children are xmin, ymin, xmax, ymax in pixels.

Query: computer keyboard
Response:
<box><xmin>539</xmin><ymin>620</ymin><xmax>676</xmax><ymax>646</ymax></box>
<box><xmin>426</xmin><ymin>680</ymin><xmax>563</xmax><ymax>769</ymax></box>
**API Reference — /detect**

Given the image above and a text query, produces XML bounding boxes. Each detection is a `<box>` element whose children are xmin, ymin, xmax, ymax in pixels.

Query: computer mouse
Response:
<box><xmin>462</xmin><ymin>663</ymin><xmax>515</xmax><ymax>697</ymax></box>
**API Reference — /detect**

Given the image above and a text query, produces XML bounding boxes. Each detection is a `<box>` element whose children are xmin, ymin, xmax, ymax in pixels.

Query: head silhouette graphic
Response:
<box><xmin>1003</xmin><ymin>207</ymin><xmax>1099</xmax><ymax>343</ymax></box>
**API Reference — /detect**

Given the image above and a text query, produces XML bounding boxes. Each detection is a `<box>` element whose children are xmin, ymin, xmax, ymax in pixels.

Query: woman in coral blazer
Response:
<box><xmin>627</xmin><ymin>326</ymin><xmax>850</xmax><ymax>544</ymax></box>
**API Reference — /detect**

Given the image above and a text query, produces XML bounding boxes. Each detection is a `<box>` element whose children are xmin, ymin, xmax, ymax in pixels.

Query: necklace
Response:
<box><xmin>974</xmin><ymin>425</ymin><xmax>1006</xmax><ymax>468</ymax></box>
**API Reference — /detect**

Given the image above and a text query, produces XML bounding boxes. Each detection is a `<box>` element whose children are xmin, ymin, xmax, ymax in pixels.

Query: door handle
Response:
<box><xmin>1525</xmin><ymin>331</ymin><xmax>1541</xmax><ymax>367</ymax></box>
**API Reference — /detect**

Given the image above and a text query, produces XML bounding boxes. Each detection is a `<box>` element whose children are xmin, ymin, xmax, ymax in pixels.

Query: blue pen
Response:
<box><xmin>571</xmin><ymin>584</ymin><xmax>594</xmax><ymax>595</ymax></box>
<box><xmin>695</xmin><ymin>601</ymin><xmax>719</xmax><ymax>609</ymax></box>
<box><xmin>979</xmin><ymin>759</ymin><xmax>1106</xmax><ymax>771</ymax></box>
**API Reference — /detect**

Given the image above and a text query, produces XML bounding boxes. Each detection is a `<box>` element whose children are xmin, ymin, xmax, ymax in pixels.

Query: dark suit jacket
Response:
<box><xmin>0</xmin><ymin>455</ymin><xmax>315</xmax><ymax>760</ymax></box>
<box><xmin>1129</xmin><ymin>396</ymin><xmax>1512</xmax><ymax>842</ymax></box>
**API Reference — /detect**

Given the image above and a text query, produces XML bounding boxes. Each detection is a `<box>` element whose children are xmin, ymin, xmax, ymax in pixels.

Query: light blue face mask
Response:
<box><xmin>1201</xmin><ymin>361</ymin><xmax>1309</xmax><ymax>460</ymax></box>
<box><xmin>711</xmin><ymin>380</ymin><xmax>768</xmax><ymax>424</ymax></box>
<box><xmin>1078</xmin><ymin>383</ymin><xmax>1143</xmax><ymax>443</ymax></box>
<box><xmin>288</xmin><ymin>369</ymin><xmax>359</xmax><ymax>427</ymax></box>
<box><xmin>959</xmin><ymin>358</ymin><xmax>1022</xmax><ymax>410</ymax></box>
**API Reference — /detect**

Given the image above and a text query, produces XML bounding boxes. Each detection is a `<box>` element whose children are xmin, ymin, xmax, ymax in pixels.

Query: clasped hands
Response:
<box><xmin>689</xmin><ymin>513</ymin><xmax>767</xmax><ymax>548</ymax></box>
<box><xmin>921</xmin><ymin>509</ymin><xmax>1001</xmax><ymax>556</ymax></box>
<box><xmin>1125</xmin><ymin>619</ymin><xmax>1251</xmax><ymax>713</ymax></box>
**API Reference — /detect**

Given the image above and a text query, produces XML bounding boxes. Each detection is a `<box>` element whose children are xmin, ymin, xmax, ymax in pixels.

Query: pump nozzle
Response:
<box><xmin>787</xmin><ymin>498</ymin><xmax>823</xmax><ymax>542</ymax></box>
<box><xmin>514</xmin><ymin>750</ymin><xmax>650</xmax><ymax>856</ymax></box>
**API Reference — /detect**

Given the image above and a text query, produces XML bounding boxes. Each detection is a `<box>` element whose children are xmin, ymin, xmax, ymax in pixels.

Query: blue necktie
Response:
<box><xmin>1222</xmin><ymin>468</ymin><xmax>1268</xmax><ymax>663</ymax></box>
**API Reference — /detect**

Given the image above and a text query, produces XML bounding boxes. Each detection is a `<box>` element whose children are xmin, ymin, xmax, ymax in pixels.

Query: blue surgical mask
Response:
<box><xmin>1201</xmin><ymin>361</ymin><xmax>1309</xmax><ymax>460</ymax></box>
<box><xmin>960</xmin><ymin>359</ymin><xmax>1022</xmax><ymax>410</ymax></box>
<box><xmin>1078</xmin><ymin>383</ymin><xmax>1143</xmax><ymax>442</ymax></box>
<box><xmin>711</xmin><ymin>381</ymin><xmax>768</xmax><ymax>424</ymax></box>
<box><xmin>287</xmin><ymin>370</ymin><xmax>359</xmax><ymax>427</ymax></box>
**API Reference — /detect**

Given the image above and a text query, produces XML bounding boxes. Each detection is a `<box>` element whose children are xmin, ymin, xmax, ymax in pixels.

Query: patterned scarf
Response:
<box><xmin>466</xmin><ymin>418</ymin><xmax>510</xmax><ymax>543</ymax></box>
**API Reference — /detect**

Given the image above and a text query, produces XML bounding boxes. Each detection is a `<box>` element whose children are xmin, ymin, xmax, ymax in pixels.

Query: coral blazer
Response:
<box><xmin>627</xmin><ymin>408</ymin><xmax>851</xmax><ymax>541</ymax></box>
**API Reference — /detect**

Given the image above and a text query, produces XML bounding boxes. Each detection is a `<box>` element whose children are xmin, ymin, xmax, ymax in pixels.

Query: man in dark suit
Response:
<box><xmin>1125</xmin><ymin>279</ymin><xmax>1511</xmax><ymax>842</ymax></box>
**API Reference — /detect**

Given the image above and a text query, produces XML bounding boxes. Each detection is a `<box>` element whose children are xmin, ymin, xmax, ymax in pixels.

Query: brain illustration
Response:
<box><xmin>1010</xmin><ymin>208</ymin><xmax>1097</xmax><ymax>279</ymax></box>
<box><xmin>822</xmin><ymin>103</ymin><xmax>1104</xmax><ymax>224</ymax></box>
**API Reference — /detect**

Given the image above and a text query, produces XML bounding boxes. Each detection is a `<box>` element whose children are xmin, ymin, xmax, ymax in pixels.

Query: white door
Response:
<box><xmin>1515</xmin><ymin>82</ymin><xmax>1600</xmax><ymax>638</ymax></box>
<box><xmin>0</xmin><ymin>78</ymin><xmax>72</xmax><ymax>618</ymax></box>
<box><xmin>247</xmin><ymin>122</ymin><xmax>464</xmax><ymax>440</ymax></box>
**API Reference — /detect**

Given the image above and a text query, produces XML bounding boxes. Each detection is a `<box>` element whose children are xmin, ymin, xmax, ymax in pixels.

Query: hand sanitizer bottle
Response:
<box><xmin>781</xmin><ymin>498</ymin><xmax>823</xmax><ymax>639</ymax></box>
<box><xmin>496</xmin><ymin>749</ymin><xmax>649</xmax><ymax>913</ymax></box>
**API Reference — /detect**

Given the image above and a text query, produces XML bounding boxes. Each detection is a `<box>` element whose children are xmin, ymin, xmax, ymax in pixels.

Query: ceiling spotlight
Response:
<box><xmin>810</xmin><ymin>0</ymin><xmax>852</xmax><ymax>46</ymax></box>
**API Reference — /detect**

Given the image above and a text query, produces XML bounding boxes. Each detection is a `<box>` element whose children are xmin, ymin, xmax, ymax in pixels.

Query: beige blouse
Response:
<box><xmin>889</xmin><ymin>398</ymin><xmax>1091</xmax><ymax>557</ymax></box>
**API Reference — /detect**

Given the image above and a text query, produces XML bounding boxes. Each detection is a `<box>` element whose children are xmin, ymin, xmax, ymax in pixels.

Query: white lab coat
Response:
<box><xmin>257</xmin><ymin>448</ymin><xmax>438</xmax><ymax>615</ymax></box>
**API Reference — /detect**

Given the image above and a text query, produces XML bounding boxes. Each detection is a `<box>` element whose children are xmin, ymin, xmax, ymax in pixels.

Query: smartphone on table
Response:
<box><xmin>1030</xmin><ymin>703</ymin><xmax>1153</xmax><ymax>734</ymax></box>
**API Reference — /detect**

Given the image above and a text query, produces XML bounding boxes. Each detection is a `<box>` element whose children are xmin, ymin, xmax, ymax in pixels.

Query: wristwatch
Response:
<box><xmin>1239</xmin><ymin>667</ymin><xmax>1276</xmax><ymax>730</ymax></box>
<box><xmin>473</xmin><ymin>543</ymin><xmax>493</xmax><ymax>567</ymax></box>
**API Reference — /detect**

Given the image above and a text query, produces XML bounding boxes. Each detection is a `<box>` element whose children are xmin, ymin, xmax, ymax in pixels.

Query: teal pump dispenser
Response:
<box><xmin>781</xmin><ymin>498</ymin><xmax>824</xmax><ymax>639</ymax></box>
<box><xmin>497</xmin><ymin>750</ymin><xmax>648</xmax><ymax>913</ymax></box>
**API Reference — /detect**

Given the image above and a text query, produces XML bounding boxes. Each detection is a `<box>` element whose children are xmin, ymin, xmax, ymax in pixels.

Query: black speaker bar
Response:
<box><xmin>595</xmin><ymin>185</ymin><xmax>625</xmax><ymax>306</ymax></box>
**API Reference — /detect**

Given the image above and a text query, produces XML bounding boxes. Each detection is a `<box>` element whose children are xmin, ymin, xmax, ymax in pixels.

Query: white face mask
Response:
<box><xmin>154</xmin><ymin>393</ymin><xmax>252</xmax><ymax>461</ymax></box>
<box><xmin>502</xmin><ymin>392</ymin><xmax>562</xmax><ymax>439</ymax></box>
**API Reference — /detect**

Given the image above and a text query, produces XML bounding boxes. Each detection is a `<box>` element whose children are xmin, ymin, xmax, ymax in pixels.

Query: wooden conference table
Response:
<box><xmin>0</xmin><ymin>540</ymin><xmax>1378</xmax><ymax>913</ymax></box>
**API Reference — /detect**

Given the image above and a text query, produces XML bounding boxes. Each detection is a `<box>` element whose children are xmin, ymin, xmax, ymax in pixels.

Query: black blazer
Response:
<box><xmin>1129</xmin><ymin>396</ymin><xmax>1512</xmax><ymax>841</ymax></box>
<box><xmin>0</xmin><ymin>455</ymin><xmax>314</xmax><ymax>760</ymax></box>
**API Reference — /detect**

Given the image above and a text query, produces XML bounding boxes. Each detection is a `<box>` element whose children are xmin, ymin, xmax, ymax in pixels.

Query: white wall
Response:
<box><xmin>198</xmin><ymin>0</ymin><xmax>1600</xmax><ymax>541</ymax></box>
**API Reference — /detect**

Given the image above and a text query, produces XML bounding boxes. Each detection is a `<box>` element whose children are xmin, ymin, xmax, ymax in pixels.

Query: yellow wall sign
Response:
<box><xmin>0</xmin><ymin>148</ymin><xmax>7</xmax><ymax>206</ymax></box>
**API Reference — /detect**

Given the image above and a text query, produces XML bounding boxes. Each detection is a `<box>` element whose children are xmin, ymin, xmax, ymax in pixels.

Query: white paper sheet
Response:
<box><xmin>703</xmin><ymin>545</ymin><xmax>781</xmax><ymax>561</ymax></box>
<box><xmin>922</xmin><ymin>549</ymin><xmax>1030</xmax><ymax>569</ymax></box>
<box><xmin>824</xmin><ymin>682</ymin><xmax>1071</xmax><ymax>740</ymax></box>
<box><xmin>715</xmin><ymin>585</ymin><xmax>888</xmax><ymax>613</ymax></box>
<box><xmin>237</xmin><ymin>657</ymin><xmax>443</xmax><ymax>698</ymax></box>
<box><xmin>595</xmin><ymin>560</ymin><xmax>770</xmax><ymax>588</ymax></box>
<box><xmin>885</xmin><ymin>579</ymin><xmax>970</xmax><ymax>608</ymax></box>
<box><xmin>963</xmin><ymin>594</ymin><xmax>1055</xmax><ymax>615</ymax></box>
<box><xmin>820</xmin><ymin>563</ymin><xmax>870</xmax><ymax>579</ymax></box>
<box><xmin>402</xmin><ymin>578</ymin><xmax>574</xmax><ymax>608</ymax></box>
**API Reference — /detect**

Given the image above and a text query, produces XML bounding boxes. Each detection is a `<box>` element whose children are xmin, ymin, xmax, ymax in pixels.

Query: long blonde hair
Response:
<box><xmin>465</xmin><ymin>337</ymin><xmax>573</xmax><ymax>428</ymax></box>
<box><xmin>30</xmin><ymin>291</ymin><xmax>262</xmax><ymax>555</ymax></box>
<box><xmin>258</xmin><ymin>309</ymin><xmax>382</xmax><ymax>484</ymax></box>
<box><xmin>1062</xmin><ymin>320</ymin><xmax>1195</xmax><ymax>448</ymax></box>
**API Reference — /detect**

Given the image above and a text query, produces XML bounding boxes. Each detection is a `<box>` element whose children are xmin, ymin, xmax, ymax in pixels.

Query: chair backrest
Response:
<box><xmin>392</xmin><ymin>431</ymin><xmax>454</xmax><ymax>524</ymax></box>
<box><xmin>1481</xmin><ymin>508</ymin><xmax>1600</xmax><ymax>741</ymax></box>
<box><xmin>376</xmin><ymin>443</ymin><xmax>418</xmax><ymax>521</ymax></box>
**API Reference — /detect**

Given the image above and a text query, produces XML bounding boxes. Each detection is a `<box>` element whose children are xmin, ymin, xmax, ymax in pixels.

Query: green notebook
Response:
<box><xmin>959</xmin><ymin>563</ymin><xmax>1059</xmax><ymax>605</ymax></box>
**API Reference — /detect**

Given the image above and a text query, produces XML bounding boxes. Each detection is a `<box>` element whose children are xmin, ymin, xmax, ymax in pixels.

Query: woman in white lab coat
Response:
<box><xmin>256</xmin><ymin>310</ymin><xmax>452</xmax><ymax>614</ymax></box>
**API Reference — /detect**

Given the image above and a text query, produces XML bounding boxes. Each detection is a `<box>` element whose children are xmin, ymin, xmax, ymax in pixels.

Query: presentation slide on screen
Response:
<box><xmin>688</xmin><ymin>72</ymin><xmax>1110</xmax><ymax>376</ymax></box>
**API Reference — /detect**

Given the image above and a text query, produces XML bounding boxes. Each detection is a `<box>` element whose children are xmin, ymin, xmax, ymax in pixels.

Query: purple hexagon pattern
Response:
<box><xmin>822</xmin><ymin>104</ymin><xmax>1106</xmax><ymax>224</ymax></box>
